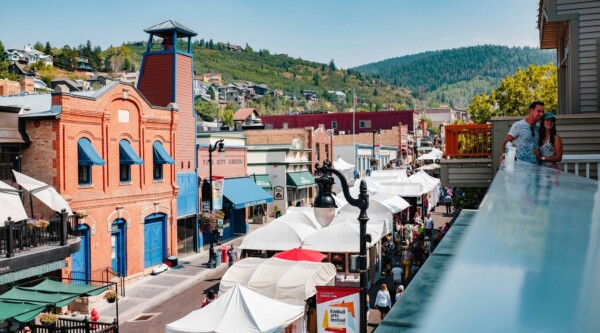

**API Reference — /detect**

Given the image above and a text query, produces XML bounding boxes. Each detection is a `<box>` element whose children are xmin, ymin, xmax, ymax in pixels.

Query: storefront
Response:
<box><xmin>286</xmin><ymin>171</ymin><xmax>315</xmax><ymax>206</ymax></box>
<box><xmin>220</xmin><ymin>177</ymin><xmax>273</xmax><ymax>240</ymax></box>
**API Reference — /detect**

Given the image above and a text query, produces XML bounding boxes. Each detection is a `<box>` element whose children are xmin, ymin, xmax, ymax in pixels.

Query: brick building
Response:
<box><xmin>18</xmin><ymin>80</ymin><xmax>178</xmax><ymax>281</ymax></box>
<box><xmin>260</xmin><ymin>110</ymin><xmax>414</xmax><ymax>135</ymax></box>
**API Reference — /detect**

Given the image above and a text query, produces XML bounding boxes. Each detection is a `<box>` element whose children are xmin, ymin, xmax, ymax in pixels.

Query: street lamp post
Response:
<box><xmin>371</xmin><ymin>129</ymin><xmax>380</xmax><ymax>171</ymax></box>
<box><xmin>207</xmin><ymin>138</ymin><xmax>225</xmax><ymax>269</ymax></box>
<box><xmin>313</xmin><ymin>160</ymin><xmax>369</xmax><ymax>333</ymax></box>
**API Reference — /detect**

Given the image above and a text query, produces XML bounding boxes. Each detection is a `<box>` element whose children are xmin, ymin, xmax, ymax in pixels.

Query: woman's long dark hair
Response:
<box><xmin>538</xmin><ymin>121</ymin><xmax>557</xmax><ymax>147</ymax></box>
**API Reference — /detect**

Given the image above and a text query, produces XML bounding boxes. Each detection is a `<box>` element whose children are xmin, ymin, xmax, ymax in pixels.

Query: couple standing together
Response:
<box><xmin>502</xmin><ymin>101</ymin><xmax>563</xmax><ymax>169</ymax></box>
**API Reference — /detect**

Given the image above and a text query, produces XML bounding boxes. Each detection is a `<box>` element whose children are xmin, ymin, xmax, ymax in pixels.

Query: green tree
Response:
<box><xmin>33</xmin><ymin>41</ymin><xmax>44</xmax><ymax>52</ymax></box>
<box><xmin>195</xmin><ymin>100</ymin><xmax>220</xmax><ymax>121</ymax></box>
<box><xmin>244</xmin><ymin>43</ymin><xmax>253</xmax><ymax>53</ymax></box>
<box><xmin>468</xmin><ymin>64</ymin><xmax>557</xmax><ymax>123</ymax></box>
<box><xmin>0</xmin><ymin>41</ymin><xmax>5</xmax><ymax>55</ymax></box>
<box><xmin>208</xmin><ymin>86</ymin><xmax>216</xmax><ymax>100</ymax></box>
<box><xmin>312</xmin><ymin>72</ymin><xmax>320</xmax><ymax>86</ymax></box>
<box><xmin>222</xmin><ymin>105</ymin><xmax>235</xmax><ymax>127</ymax></box>
<box><xmin>373</xmin><ymin>88</ymin><xmax>378</xmax><ymax>96</ymax></box>
<box><xmin>44</xmin><ymin>42</ymin><xmax>52</xmax><ymax>55</ymax></box>
<box><xmin>329</xmin><ymin>59</ymin><xmax>336</xmax><ymax>72</ymax></box>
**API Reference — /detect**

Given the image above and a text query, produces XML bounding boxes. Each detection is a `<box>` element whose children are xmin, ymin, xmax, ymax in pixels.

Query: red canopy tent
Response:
<box><xmin>272</xmin><ymin>248</ymin><xmax>326</xmax><ymax>262</ymax></box>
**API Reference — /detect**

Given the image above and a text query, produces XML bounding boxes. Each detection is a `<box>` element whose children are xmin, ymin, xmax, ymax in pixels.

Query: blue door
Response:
<box><xmin>177</xmin><ymin>173</ymin><xmax>198</xmax><ymax>217</ymax></box>
<box><xmin>71</xmin><ymin>225</ymin><xmax>90</xmax><ymax>284</ymax></box>
<box><xmin>111</xmin><ymin>219</ymin><xmax>127</xmax><ymax>276</ymax></box>
<box><xmin>144</xmin><ymin>213</ymin><xmax>166</xmax><ymax>267</ymax></box>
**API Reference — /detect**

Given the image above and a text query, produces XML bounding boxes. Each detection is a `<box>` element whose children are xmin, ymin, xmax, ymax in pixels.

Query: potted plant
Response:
<box><xmin>39</xmin><ymin>312</ymin><xmax>58</xmax><ymax>326</ymax></box>
<box><xmin>103</xmin><ymin>290</ymin><xmax>119</xmax><ymax>303</ymax></box>
<box><xmin>274</xmin><ymin>206</ymin><xmax>281</xmax><ymax>218</ymax></box>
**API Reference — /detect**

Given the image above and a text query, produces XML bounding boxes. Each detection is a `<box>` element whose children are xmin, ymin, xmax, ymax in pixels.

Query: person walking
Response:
<box><xmin>534</xmin><ymin>112</ymin><xmax>563</xmax><ymax>170</ymax></box>
<box><xmin>424</xmin><ymin>213</ymin><xmax>434</xmax><ymax>239</ymax></box>
<box><xmin>444</xmin><ymin>194</ymin><xmax>452</xmax><ymax>214</ymax></box>
<box><xmin>501</xmin><ymin>101</ymin><xmax>545</xmax><ymax>165</ymax></box>
<box><xmin>227</xmin><ymin>244</ymin><xmax>238</xmax><ymax>267</ymax></box>
<box><xmin>201</xmin><ymin>289</ymin><xmax>217</xmax><ymax>308</ymax></box>
<box><xmin>375</xmin><ymin>283</ymin><xmax>392</xmax><ymax>320</ymax></box>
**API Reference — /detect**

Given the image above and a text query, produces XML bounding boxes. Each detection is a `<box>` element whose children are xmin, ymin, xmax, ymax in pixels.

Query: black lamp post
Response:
<box><xmin>313</xmin><ymin>160</ymin><xmax>369</xmax><ymax>333</ymax></box>
<box><xmin>207</xmin><ymin>138</ymin><xmax>225</xmax><ymax>268</ymax></box>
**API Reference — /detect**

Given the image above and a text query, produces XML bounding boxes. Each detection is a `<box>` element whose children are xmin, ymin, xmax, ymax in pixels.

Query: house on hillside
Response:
<box><xmin>328</xmin><ymin>90</ymin><xmax>347</xmax><ymax>103</ymax></box>
<box><xmin>301</xmin><ymin>89</ymin><xmax>318</xmax><ymax>102</ymax></box>
<box><xmin>233</xmin><ymin>108</ymin><xmax>265</xmax><ymax>130</ymax></box>
<box><xmin>226</xmin><ymin>43</ymin><xmax>243</xmax><ymax>52</ymax></box>
<box><xmin>4</xmin><ymin>44</ymin><xmax>53</xmax><ymax>66</ymax></box>
<box><xmin>538</xmin><ymin>0</ymin><xmax>600</xmax><ymax>113</ymax></box>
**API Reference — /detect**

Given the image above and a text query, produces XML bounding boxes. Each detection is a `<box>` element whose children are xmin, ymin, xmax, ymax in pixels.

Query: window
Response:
<box><xmin>283</xmin><ymin>123</ymin><xmax>288</xmax><ymax>129</ymax></box>
<box><xmin>331</xmin><ymin>121</ymin><xmax>337</xmax><ymax>129</ymax></box>
<box><xmin>316</xmin><ymin>144</ymin><xmax>321</xmax><ymax>162</ymax></box>
<box><xmin>325</xmin><ymin>144</ymin><xmax>329</xmax><ymax>161</ymax></box>
<box><xmin>77</xmin><ymin>137</ymin><xmax>105</xmax><ymax>185</ymax></box>
<box><xmin>152</xmin><ymin>141</ymin><xmax>175</xmax><ymax>181</ymax></box>
<box><xmin>359</xmin><ymin>120</ymin><xmax>369</xmax><ymax>128</ymax></box>
<box><xmin>119</xmin><ymin>139</ymin><xmax>143</xmax><ymax>183</ymax></box>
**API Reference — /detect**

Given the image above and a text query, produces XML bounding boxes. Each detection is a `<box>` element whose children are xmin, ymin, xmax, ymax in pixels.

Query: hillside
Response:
<box><xmin>354</xmin><ymin>45</ymin><xmax>556</xmax><ymax>109</ymax></box>
<box><xmin>125</xmin><ymin>41</ymin><xmax>414</xmax><ymax>114</ymax></box>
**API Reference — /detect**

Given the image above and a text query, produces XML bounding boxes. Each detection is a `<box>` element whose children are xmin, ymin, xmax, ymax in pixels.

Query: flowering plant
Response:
<box><xmin>27</xmin><ymin>213</ymin><xmax>50</xmax><ymax>230</ymax></box>
<box><xmin>199</xmin><ymin>212</ymin><xmax>217</xmax><ymax>232</ymax></box>
<box><xmin>103</xmin><ymin>290</ymin><xmax>119</xmax><ymax>301</ymax></box>
<box><xmin>39</xmin><ymin>312</ymin><xmax>58</xmax><ymax>325</ymax></box>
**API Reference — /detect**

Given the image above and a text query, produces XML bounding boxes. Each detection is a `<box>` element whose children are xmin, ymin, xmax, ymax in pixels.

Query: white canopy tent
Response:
<box><xmin>239</xmin><ymin>211</ymin><xmax>320</xmax><ymax>251</ymax></box>
<box><xmin>12</xmin><ymin>170</ymin><xmax>73</xmax><ymax>215</ymax></box>
<box><xmin>219</xmin><ymin>257</ymin><xmax>336</xmax><ymax>304</ymax></box>
<box><xmin>418</xmin><ymin>152</ymin><xmax>440</xmax><ymax>161</ymax></box>
<box><xmin>370</xmin><ymin>169</ymin><xmax>409</xmax><ymax>182</ymax></box>
<box><xmin>0</xmin><ymin>181</ymin><xmax>28</xmax><ymax>225</ymax></box>
<box><xmin>165</xmin><ymin>284</ymin><xmax>304</xmax><ymax>333</ymax></box>
<box><xmin>409</xmin><ymin>171</ymin><xmax>441</xmax><ymax>209</ymax></box>
<box><xmin>302</xmin><ymin>222</ymin><xmax>384</xmax><ymax>253</ymax></box>
<box><xmin>376</xmin><ymin>181</ymin><xmax>427</xmax><ymax>197</ymax></box>
<box><xmin>416</xmin><ymin>163</ymin><xmax>440</xmax><ymax>171</ymax></box>
<box><xmin>333</xmin><ymin>157</ymin><xmax>356</xmax><ymax>194</ymax></box>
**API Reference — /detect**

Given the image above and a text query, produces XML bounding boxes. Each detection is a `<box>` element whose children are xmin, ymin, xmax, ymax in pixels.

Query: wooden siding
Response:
<box><xmin>440</xmin><ymin>159</ymin><xmax>493</xmax><ymax>188</ymax></box>
<box><xmin>556</xmin><ymin>0</ymin><xmax>600</xmax><ymax>113</ymax></box>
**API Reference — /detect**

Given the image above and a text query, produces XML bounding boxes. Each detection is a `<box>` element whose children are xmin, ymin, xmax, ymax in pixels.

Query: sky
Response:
<box><xmin>0</xmin><ymin>0</ymin><xmax>541</xmax><ymax>69</ymax></box>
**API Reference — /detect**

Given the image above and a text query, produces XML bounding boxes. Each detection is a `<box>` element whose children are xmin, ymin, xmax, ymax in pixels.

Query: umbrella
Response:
<box><xmin>272</xmin><ymin>248</ymin><xmax>327</xmax><ymax>262</ymax></box>
<box><xmin>0</xmin><ymin>181</ymin><xmax>28</xmax><ymax>225</ymax></box>
<box><xmin>12</xmin><ymin>170</ymin><xmax>73</xmax><ymax>215</ymax></box>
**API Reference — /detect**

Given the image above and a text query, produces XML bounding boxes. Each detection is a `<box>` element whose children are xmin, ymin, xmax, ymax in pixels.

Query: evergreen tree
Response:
<box><xmin>44</xmin><ymin>42</ymin><xmax>52</xmax><ymax>55</ymax></box>
<box><xmin>313</xmin><ymin>72</ymin><xmax>320</xmax><ymax>86</ymax></box>
<box><xmin>373</xmin><ymin>88</ymin><xmax>378</xmax><ymax>96</ymax></box>
<box><xmin>329</xmin><ymin>59</ymin><xmax>336</xmax><ymax>71</ymax></box>
<box><xmin>208</xmin><ymin>39</ymin><xmax>214</xmax><ymax>49</ymax></box>
<box><xmin>244</xmin><ymin>43</ymin><xmax>253</xmax><ymax>53</ymax></box>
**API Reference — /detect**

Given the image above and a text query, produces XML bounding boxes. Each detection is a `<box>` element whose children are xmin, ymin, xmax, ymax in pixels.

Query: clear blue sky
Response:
<box><xmin>1</xmin><ymin>0</ymin><xmax>540</xmax><ymax>68</ymax></box>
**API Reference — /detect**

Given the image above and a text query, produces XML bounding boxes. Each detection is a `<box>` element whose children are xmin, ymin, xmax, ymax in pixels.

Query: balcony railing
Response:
<box><xmin>444</xmin><ymin>124</ymin><xmax>492</xmax><ymax>158</ymax></box>
<box><xmin>0</xmin><ymin>212</ymin><xmax>79</xmax><ymax>258</ymax></box>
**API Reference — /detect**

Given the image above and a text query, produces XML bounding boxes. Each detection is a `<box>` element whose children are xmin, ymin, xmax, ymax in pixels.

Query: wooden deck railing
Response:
<box><xmin>444</xmin><ymin>124</ymin><xmax>492</xmax><ymax>158</ymax></box>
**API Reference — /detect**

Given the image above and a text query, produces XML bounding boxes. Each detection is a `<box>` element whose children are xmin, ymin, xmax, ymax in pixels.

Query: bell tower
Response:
<box><xmin>138</xmin><ymin>20</ymin><xmax>199</xmax><ymax>230</ymax></box>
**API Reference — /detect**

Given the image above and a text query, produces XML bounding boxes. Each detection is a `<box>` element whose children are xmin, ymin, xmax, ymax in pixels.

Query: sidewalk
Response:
<box><xmin>91</xmin><ymin>220</ymin><xmax>269</xmax><ymax>324</ymax></box>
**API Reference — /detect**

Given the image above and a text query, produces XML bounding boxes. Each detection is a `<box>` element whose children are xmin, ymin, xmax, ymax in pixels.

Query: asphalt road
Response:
<box><xmin>119</xmin><ymin>267</ymin><xmax>226</xmax><ymax>333</ymax></box>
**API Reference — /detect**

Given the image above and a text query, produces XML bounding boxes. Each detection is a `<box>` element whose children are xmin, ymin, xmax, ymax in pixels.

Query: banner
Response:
<box><xmin>316</xmin><ymin>286</ymin><xmax>360</xmax><ymax>333</ymax></box>
<box><xmin>212</xmin><ymin>176</ymin><xmax>224</xmax><ymax>211</ymax></box>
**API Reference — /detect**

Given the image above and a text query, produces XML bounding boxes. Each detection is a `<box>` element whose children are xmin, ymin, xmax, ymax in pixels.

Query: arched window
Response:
<box><xmin>152</xmin><ymin>141</ymin><xmax>175</xmax><ymax>181</ymax></box>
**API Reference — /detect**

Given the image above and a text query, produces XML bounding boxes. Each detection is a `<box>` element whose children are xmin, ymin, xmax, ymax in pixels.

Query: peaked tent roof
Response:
<box><xmin>166</xmin><ymin>284</ymin><xmax>304</xmax><ymax>333</ymax></box>
<box><xmin>333</xmin><ymin>156</ymin><xmax>355</xmax><ymax>170</ymax></box>
<box><xmin>144</xmin><ymin>20</ymin><xmax>197</xmax><ymax>37</ymax></box>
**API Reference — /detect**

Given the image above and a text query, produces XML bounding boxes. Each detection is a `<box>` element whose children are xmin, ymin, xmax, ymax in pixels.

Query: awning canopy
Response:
<box><xmin>77</xmin><ymin>138</ymin><xmax>105</xmax><ymax>166</ymax></box>
<box><xmin>224</xmin><ymin>177</ymin><xmax>273</xmax><ymax>209</ymax></box>
<box><xmin>0</xmin><ymin>279</ymin><xmax>109</xmax><ymax>323</ymax></box>
<box><xmin>251</xmin><ymin>174</ymin><xmax>272</xmax><ymax>190</ymax></box>
<box><xmin>119</xmin><ymin>140</ymin><xmax>143</xmax><ymax>165</ymax></box>
<box><xmin>239</xmin><ymin>211</ymin><xmax>320</xmax><ymax>251</ymax></box>
<box><xmin>0</xmin><ymin>180</ymin><xmax>28</xmax><ymax>225</ymax></box>
<box><xmin>286</xmin><ymin>171</ymin><xmax>315</xmax><ymax>189</ymax></box>
<box><xmin>13</xmin><ymin>170</ymin><xmax>73</xmax><ymax>215</ymax></box>
<box><xmin>0</xmin><ymin>300</ymin><xmax>47</xmax><ymax>323</ymax></box>
<box><xmin>153</xmin><ymin>141</ymin><xmax>175</xmax><ymax>164</ymax></box>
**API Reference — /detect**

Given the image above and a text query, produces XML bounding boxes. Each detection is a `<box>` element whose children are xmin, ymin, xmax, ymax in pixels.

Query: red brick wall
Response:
<box><xmin>22</xmin><ymin>83</ymin><xmax>178</xmax><ymax>279</ymax></box>
<box><xmin>311</xmin><ymin>126</ymin><xmax>333</xmax><ymax>168</ymax></box>
<box><xmin>174</xmin><ymin>54</ymin><xmax>195</xmax><ymax>173</ymax></box>
<box><xmin>138</xmin><ymin>54</ymin><xmax>173</xmax><ymax>107</ymax></box>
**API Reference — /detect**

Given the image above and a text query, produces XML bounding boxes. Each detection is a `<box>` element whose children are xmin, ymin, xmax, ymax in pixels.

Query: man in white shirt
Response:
<box><xmin>391</xmin><ymin>265</ymin><xmax>403</xmax><ymax>287</ymax></box>
<box><xmin>424</xmin><ymin>213</ymin><xmax>434</xmax><ymax>239</ymax></box>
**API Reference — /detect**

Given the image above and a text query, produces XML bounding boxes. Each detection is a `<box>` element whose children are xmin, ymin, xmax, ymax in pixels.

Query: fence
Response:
<box><xmin>444</xmin><ymin>124</ymin><xmax>492</xmax><ymax>158</ymax></box>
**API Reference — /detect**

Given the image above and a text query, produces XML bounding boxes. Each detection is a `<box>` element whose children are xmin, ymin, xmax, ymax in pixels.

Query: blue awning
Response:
<box><xmin>78</xmin><ymin>138</ymin><xmax>105</xmax><ymax>166</ymax></box>
<box><xmin>153</xmin><ymin>141</ymin><xmax>175</xmax><ymax>164</ymax></box>
<box><xmin>119</xmin><ymin>140</ymin><xmax>144</xmax><ymax>165</ymax></box>
<box><xmin>224</xmin><ymin>177</ymin><xmax>274</xmax><ymax>209</ymax></box>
